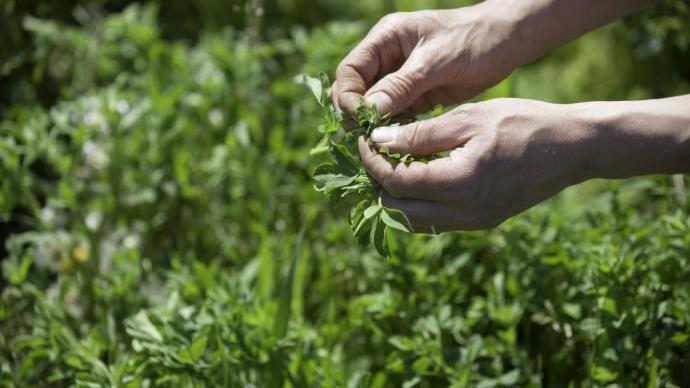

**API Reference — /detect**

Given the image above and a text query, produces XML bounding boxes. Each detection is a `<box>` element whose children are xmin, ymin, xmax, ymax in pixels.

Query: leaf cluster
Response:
<box><xmin>1</xmin><ymin>2</ymin><xmax>689</xmax><ymax>387</ymax></box>
<box><xmin>298</xmin><ymin>73</ymin><xmax>413</xmax><ymax>256</ymax></box>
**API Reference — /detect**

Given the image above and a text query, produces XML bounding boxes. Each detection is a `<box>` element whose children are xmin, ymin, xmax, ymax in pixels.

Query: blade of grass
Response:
<box><xmin>272</xmin><ymin>226</ymin><xmax>305</xmax><ymax>338</ymax></box>
<box><xmin>269</xmin><ymin>226</ymin><xmax>306</xmax><ymax>388</ymax></box>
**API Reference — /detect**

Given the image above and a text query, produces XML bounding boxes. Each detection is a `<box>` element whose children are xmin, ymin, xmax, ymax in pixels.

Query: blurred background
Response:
<box><xmin>1</xmin><ymin>0</ymin><xmax>689</xmax><ymax>386</ymax></box>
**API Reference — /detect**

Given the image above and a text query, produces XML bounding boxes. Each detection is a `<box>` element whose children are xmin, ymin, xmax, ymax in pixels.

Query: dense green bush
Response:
<box><xmin>1</xmin><ymin>1</ymin><xmax>689</xmax><ymax>386</ymax></box>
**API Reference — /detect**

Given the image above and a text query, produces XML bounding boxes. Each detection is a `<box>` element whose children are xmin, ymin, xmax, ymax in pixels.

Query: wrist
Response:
<box><xmin>472</xmin><ymin>0</ymin><xmax>533</xmax><ymax>73</ymax></box>
<box><xmin>470</xmin><ymin>0</ymin><xmax>535</xmax><ymax>68</ymax></box>
<box><xmin>567</xmin><ymin>98</ymin><xmax>690</xmax><ymax>180</ymax></box>
<box><xmin>456</xmin><ymin>3</ymin><xmax>525</xmax><ymax>80</ymax></box>
<box><xmin>476</xmin><ymin>0</ymin><xmax>655</xmax><ymax>68</ymax></box>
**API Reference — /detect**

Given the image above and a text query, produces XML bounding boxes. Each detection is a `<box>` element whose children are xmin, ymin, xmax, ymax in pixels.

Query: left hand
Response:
<box><xmin>358</xmin><ymin>98</ymin><xmax>593</xmax><ymax>232</ymax></box>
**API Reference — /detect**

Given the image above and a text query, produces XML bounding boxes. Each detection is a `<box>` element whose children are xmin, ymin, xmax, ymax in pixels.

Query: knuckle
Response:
<box><xmin>335</xmin><ymin>62</ymin><xmax>346</xmax><ymax>77</ymax></box>
<box><xmin>408</xmin><ymin>58</ymin><xmax>433</xmax><ymax>79</ymax></box>
<box><xmin>494</xmin><ymin>97</ymin><xmax>519</xmax><ymax>105</ymax></box>
<box><xmin>379</xmin><ymin>12</ymin><xmax>407</xmax><ymax>27</ymax></box>
<box><xmin>337</xmin><ymin>51</ymin><xmax>370</xmax><ymax>78</ymax></box>
<box><xmin>448</xmin><ymin>104</ymin><xmax>477</xmax><ymax>129</ymax></box>
<box><xmin>337</xmin><ymin>94</ymin><xmax>354</xmax><ymax>114</ymax></box>
<box><xmin>489</xmin><ymin>97</ymin><xmax>511</xmax><ymax>105</ymax></box>
<box><xmin>382</xmin><ymin>71</ymin><xmax>416</xmax><ymax>100</ymax></box>
<box><xmin>335</xmin><ymin>59</ymin><xmax>352</xmax><ymax>76</ymax></box>
<box><xmin>482</xmin><ymin>97</ymin><xmax>518</xmax><ymax>112</ymax></box>
<box><xmin>359</xmin><ymin>44</ymin><xmax>379</xmax><ymax>64</ymax></box>
<box><xmin>453</xmin><ymin>102</ymin><xmax>478</xmax><ymax>118</ymax></box>
<box><xmin>400</xmin><ymin>121</ymin><xmax>421</xmax><ymax>148</ymax></box>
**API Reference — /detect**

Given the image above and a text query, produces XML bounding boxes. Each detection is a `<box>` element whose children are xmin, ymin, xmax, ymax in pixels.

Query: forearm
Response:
<box><xmin>571</xmin><ymin>95</ymin><xmax>690</xmax><ymax>179</ymax></box>
<box><xmin>476</xmin><ymin>0</ymin><xmax>655</xmax><ymax>67</ymax></box>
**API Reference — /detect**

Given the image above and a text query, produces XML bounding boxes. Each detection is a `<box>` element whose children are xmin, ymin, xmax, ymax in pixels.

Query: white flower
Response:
<box><xmin>209</xmin><ymin>108</ymin><xmax>224</xmax><ymax>127</ymax></box>
<box><xmin>115</xmin><ymin>100</ymin><xmax>130</xmax><ymax>115</ymax></box>
<box><xmin>82</xmin><ymin>141</ymin><xmax>109</xmax><ymax>169</ymax></box>
<box><xmin>41</xmin><ymin>207</ymin><xmax>56</xmax><ymax>224</ymax></box>
<box><xmin>123</xmin><ymin>233</ymin><xmax>140</xmax><ymax>249</ymax></box>
<box><xmin>84</xmin><ymin>111</ymin><xmax>104</xmax><ymax>126</ymax></box>
<box><xmin>85</xmin><ymin>211</ymin><xmax>103</xmax><ymax>231</ymax></box>
<box><xmin>84</xmin><ymin>110</ymin><xmax>109</xmax><ymax>133</ymax></box>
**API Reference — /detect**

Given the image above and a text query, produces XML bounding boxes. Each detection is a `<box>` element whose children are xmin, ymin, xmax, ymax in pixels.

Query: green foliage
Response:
<box><xmin>0</xmin><ymin>1</ymin><xmax>689</xmax><ymax>387</ymax></box>
<box><xmin>299</xmin><ymin>73</ymin><xmax>413</xmax><ymax>256</ymax></box>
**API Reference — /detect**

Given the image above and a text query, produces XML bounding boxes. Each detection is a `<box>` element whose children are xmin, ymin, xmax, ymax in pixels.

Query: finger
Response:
<box><xmin>358</xmin><ymin>136</ymin><xmax>455</xmax><ymax>201</ymax></box>
<box><xmin>381</xmin><ymin>193</ymin><xmax>490</xmax><ymax>232</ymax></box>
<box><xmin>370</xmin><ymin>111</ymin><xmax>474</xmax><ymax>155</ymax></box>
<box><xmin>331</xmin><ymin>81</ymin><xmax>358</xmax><ymax>131</ymax></box>
<box><xmin>336</xmin><ymin>40</ymin><xmax>383</xmax><ymax>120</ymax></box>
<box><xmin>363</xmin><ymin>50</ymin><xmax>436</xmax><ymax>116</ymax></box>
<box><xmin>330</xmin><ymin>80</ymin><xmax>340</xmax><ymax>112</ymax></box>
<box><xmin>381</xmin><ymin>194</ymin><xmax>455</xmax><ymax>232</ymax></box>
<box><xmin>336</xmin><ymin>23</ymin><xmax>406</xmax><ymax>119</ymax></box>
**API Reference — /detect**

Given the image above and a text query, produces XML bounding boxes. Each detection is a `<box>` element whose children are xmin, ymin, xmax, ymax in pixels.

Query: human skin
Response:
<box><xmin>334</xmin><ymin>0</ymin><xmax>654</xmax><ymax>118</ymax></box>
<box><xmin>359</xmin><ymin>96</ymin><xmax>690</xmax><ymax>232</ymax></box>
<box><xmin>333</xmin><ymin>0</ymin><xmax>690</xmax><ymax>232</ymax></box>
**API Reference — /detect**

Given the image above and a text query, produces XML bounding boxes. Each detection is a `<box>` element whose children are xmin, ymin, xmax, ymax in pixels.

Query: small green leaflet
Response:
<box><xmin>381</xmin><ymin>208</ymin><xmax>413</xmax><ymax>233</ymax></box>
<box><xmin>358</xmin><ymin>101</ymin><xmax>439</xmax><ymax>163</ymax></box>
<box><xmin>126</xmin><ymin>310</ymin><xmax>163</xmax><ymax>343</ymax></box>
<box><xmin>297</xmin><ymin>72</ymin><xmax>417</xmax><ymax>256</ymax></box>
<box><xmin>370</xmin><ymin>212</ymin><xmax>388</xmax><ymax>257</ymax></box>
<box><xmin>294</xmin><ymin>73</ymin><xmax>330</xmax><ymax>107</ymax></box>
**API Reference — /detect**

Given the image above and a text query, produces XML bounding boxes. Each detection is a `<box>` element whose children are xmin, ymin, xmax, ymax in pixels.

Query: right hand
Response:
<box><xmin>333</xmin><ymin>5</ymin><xmax>519</xmax><ymax>119</ymax></box>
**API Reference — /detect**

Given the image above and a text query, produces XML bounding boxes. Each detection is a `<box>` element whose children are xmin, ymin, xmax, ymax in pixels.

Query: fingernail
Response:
<box><xmin>366</xmin><ymin>92</ymin><xmax>393</xmax><ymax>114</ymax></box>
<box><xmin>371</xmin><ymin>127</ymin><xmax>396</xmax><ymax>144</ymax></box>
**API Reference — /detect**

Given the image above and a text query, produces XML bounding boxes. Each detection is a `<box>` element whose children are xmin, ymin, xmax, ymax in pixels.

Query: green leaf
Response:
<box><xmin>319</xmin><ymin>109</ymin><xmax>342</xmax><ymax>134</ymax></box>
<box><xmin>313</xmin><ymin>164</ymin><xmax>357</xmax><ymax>192</ymax></box>
<box><xmin>563</xmin><ymin>303</ymin><xmax>582</xmax><ymax>319</ymax></box>
<box><xmin>496</xmin><ymin>369</ymin><xmax>520</xmax><ymax>386</ymax></box>
<box><xmin>125</xmin><ymin>310</ymin><xmax>163</xmax><ymax>343</ymax></box>
<box><xmin>388</xmin><ymin>336</ymin><xmax>411</xmax><ymax>351</ymax></box>
<box><xmin>350</xmin><ymin>199</ymin><xmax>371</xmax><ymax>228</ymax></box>
<box><xmin>380</xmin><ymin>208</ymin><xmax>413</xmax><ymax>233</ymax></box>
<box><xmin>591</xmin><ymin>365</ymin><xmax>617</xmax><ymax>382</ymax></box>
<box><xmin>356</xmin><ymin>226</ymin><xmax>372</xmax><ymax>247</ymax></box>
<box><xmin>402</xmin><ymin>377</ymin><xmax>421</xmax><ymax>388</ymax></box>
<box><xmin>371</xmin><ymin>216</ymin><xmax>389</xmax><ymax>257</ymax></box>
<box><xmin>273</xmin><ymin>228</ymin><xmax>304</xmax><ymax>338</ymax></box>
<box><xmin>328</xmin><ymin>143</ymin><xmax>359</xmax><ymax>176</ymax></box>
<box><xmin>310</xmin><ymin>134</ymin><xmax>330</xmax><ymax>155</ymax></box>
<box><xmin>363</xmin><ymin>204</ymin><xmax>381</xmax><ymax>220</ymax></box>
<box><xmin>354</xmin><ymin>212</ymin><xmax>375</xmax><ymax>238</ymax></box>
<box><xmin>431</xmin><ymin>104</ymin><xmax>444</xmax><ymax>117</ymax></box>
<box><xmin>5</xmin><ymin>254</ymin><xmax>32</xmax><ymax>285</ymax></box>
<box><xmin>294</xmin><ymin>73</ymin><xmax>329</xmax><ymax>107</ymax></box>
<box><xmin>189</xmin><ymin>336</ymin><xmax>207</xmax><ymax>361</ymax></box>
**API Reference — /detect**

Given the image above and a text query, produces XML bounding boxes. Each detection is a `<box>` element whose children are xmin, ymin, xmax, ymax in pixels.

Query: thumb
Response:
<box><xmin>370</xmin><ymin>112</ymin><xmax>471</xmax><ymax>155</ymax></box>
<box><xmin>364</xmin><ymin>56</ymin><xmax>434</xmax><ymax>116</ymax></box>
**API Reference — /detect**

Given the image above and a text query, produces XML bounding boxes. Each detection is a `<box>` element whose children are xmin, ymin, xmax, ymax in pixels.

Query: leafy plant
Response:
<box><xmin>297</xmin><ymin>73</ymin><xmax>413</xmax><ymax>256</ymax></box>
<box><xmin>0</xmin><ymin>1</ymin><xmax>689</xmax><ymax>387</ymax></box>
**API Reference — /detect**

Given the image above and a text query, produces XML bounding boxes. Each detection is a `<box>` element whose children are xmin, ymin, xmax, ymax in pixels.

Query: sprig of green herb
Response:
<box><xmin>296</xmin><ymin>72</ymin><xmax>413</xmax><ymax>256</ymax></box>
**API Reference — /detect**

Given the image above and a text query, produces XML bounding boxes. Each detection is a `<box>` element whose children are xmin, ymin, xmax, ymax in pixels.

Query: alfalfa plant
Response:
<box><xmin>296</xmin><ymin>72</ymin><xmax>415</xmax><ymax>257</ymax></box>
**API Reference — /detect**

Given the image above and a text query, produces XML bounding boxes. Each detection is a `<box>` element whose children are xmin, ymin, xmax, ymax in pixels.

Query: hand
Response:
<box><xmin>333</xmin><ymin>6</ymin><xmax>517</xmax><ymax>119</ymax></box>
<box><xmin>333</xmin><ymin>0</ymin><xmax>654</xmax><ymax>122</ymax></box>
<box><xmin>358</xmin><ymin>98</ymin><xmax>591</xmax><ymax>232</ymax></box>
